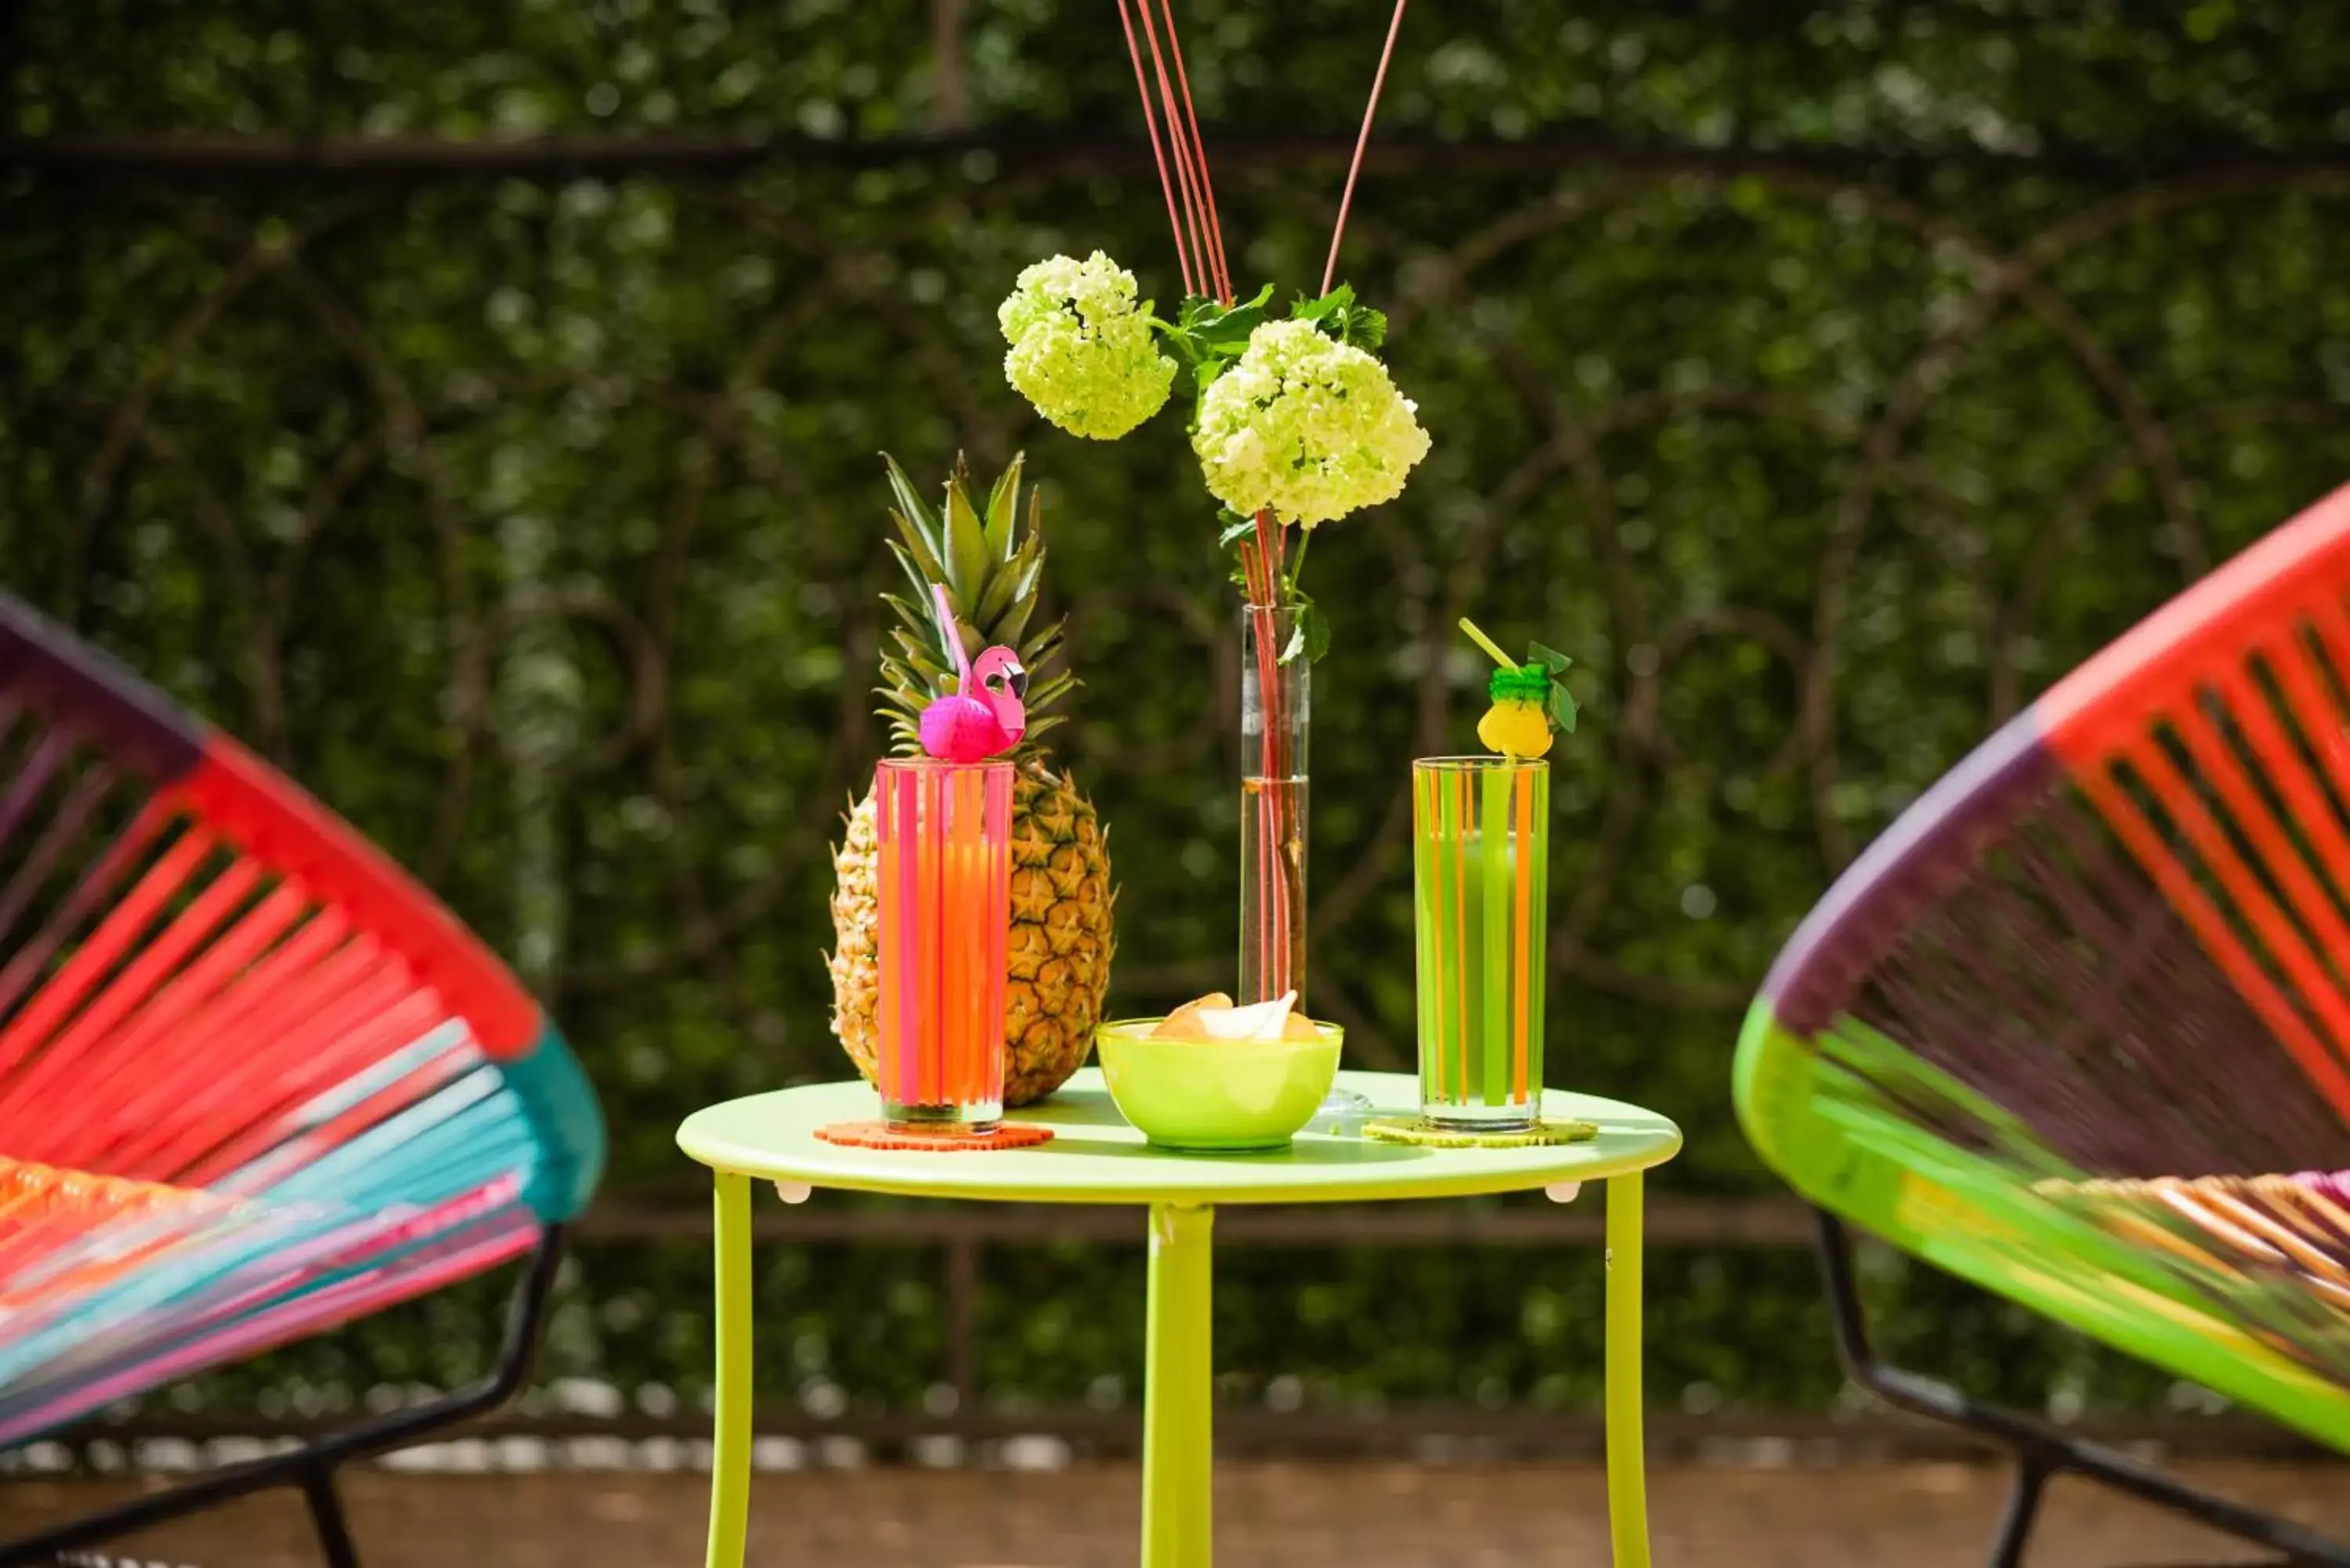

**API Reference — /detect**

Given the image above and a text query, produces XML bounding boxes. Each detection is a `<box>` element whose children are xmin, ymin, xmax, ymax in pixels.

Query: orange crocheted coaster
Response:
<box><xmin>814</xmin><ymin>1121</ymin><xmax>1054</xmax><ymax>1151</ymax></box>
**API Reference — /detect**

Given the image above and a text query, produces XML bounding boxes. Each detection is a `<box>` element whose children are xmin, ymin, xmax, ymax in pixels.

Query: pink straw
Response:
<box><xmin>931</xmin><ymin>583</ymin><xmax>972</xmax><ymax>686</ymax></box>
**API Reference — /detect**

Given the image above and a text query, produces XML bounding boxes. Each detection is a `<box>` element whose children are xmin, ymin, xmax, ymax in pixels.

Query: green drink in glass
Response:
<box><xmin>1413</xmin><ymin>754</ymin><xmax>1550</xmax><ymax>1130</ymax></box>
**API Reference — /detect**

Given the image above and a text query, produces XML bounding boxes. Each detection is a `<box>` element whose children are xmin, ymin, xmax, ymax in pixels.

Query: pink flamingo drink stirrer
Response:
<box><xmin>917</xmin><ymin>582</ymin><xmax>1028</xmax><ymax>763</ymax></box>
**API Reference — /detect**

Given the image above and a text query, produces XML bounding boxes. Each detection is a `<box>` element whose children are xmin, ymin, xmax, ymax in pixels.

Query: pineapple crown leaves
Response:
<box><xmin>876</xmin><ymin>451</ymin><xmax>1074</xmax><ymax>757</ymax></box>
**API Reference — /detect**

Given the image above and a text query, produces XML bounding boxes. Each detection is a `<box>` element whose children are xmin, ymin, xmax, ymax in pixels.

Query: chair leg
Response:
<box><xmin>1987</xmin><ymin>1460</ymin><xmax>2052</xmax><ymax>1568</ymax></box>
<box><xmin>1813</xmin><ymin>1208</ymin><xmax>2350</xmax><ymax>1568</ymax></box>
<box><xmin>0</xmin><ymin>1227</ymin><xmax>566</xmax><ymax>1568</ymax></box>
<box><xmin>32</xmin><ymin>1459</ymin><xmax>367</xmax><ymax>1568</ymax></box>
<box><xmin>300</xmin><ymin>1469</ymin><xmax>360</xmax><ymax>1568</ymax></box>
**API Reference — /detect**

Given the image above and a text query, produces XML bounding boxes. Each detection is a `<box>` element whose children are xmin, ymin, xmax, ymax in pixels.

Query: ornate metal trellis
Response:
<box><xmin>8</xmin><ymin>113</ymin><xmax>2350</xmax><ymax>1426</ymax></box>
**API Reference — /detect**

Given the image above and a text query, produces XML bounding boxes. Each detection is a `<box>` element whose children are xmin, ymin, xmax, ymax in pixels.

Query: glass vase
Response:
<box><xmin>1238</xmin><ymin>604</ymin><xmax>1309</xmax><ymax>1007</ymax></box>
<box><xmin>1238</xmin><ymin>604</ymin><xmax>1368</xmax><ymax>1130</ymax></box>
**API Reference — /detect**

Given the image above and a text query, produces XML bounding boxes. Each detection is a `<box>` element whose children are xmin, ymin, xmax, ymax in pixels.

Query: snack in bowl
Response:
<box><xmin>1097</xmin><ymin>992</ymin><xmax>1344</xmax><ymax>1152</ymax></box>
<box><xmin>1153</xmin><ymin>992</ymin><xmax>1324</xmax><ymax>1042</ymax></box>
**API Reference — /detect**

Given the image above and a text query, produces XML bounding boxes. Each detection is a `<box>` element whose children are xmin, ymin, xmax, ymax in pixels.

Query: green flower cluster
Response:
<box><xmin>1190</xmin><ymin>320</ymin><xmax>1430</xmax><ymax>526</ymax></box>
<box><xmin>996</xmin><ymin>251</ymin><xmax>1176</xmax><ymax>441</ymax></box>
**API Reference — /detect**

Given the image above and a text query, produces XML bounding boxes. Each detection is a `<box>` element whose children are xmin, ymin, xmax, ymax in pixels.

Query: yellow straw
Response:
<box><xmin>1457</xmin><ymin>616</ymin><xmax>1515</xmax><ymax>670</ymax></box>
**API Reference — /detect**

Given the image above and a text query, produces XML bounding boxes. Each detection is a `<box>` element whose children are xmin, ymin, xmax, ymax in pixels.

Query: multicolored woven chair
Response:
<box><xmin>1737</xmin><ymin>483</ymin><xmax>2350</xmax><ymax>1566</ymax></box>
<box><xmin>0</xmin><ymin>595</ymin><xmax>604</xmax><ymax>1567</ymax></box>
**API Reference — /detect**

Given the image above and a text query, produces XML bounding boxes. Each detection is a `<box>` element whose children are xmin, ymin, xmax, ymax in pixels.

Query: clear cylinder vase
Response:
<box><xmin>1239</xmin><ymin>604</ymin><xmax>1309</xmax><ymax>1007</ymax></box>
<box><xmin>1238</xmin><ymin>604</ymin><xmax>1367</xmax><ymax>1131</ymax></box>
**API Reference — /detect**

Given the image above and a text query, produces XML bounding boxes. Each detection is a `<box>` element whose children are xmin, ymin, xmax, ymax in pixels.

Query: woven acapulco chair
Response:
<box><xmin>0</xmin><ymin>595</ymin><xmax>605</xmax><ymax>1568</ymax></box>
<box><xmin>1734</xmin><ymin>482</ymin><xmax>2350</xmax><ymax>1566</ymax></box>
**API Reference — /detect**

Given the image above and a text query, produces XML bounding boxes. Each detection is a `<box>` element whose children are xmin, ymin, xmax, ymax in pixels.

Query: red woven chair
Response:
<box><xmin>1737</xmin><ymin>483</ymin><xmax>2350</xmax><ymax>1566</ymax></box>
<box><xmin>0</xmin><ymin>594</ymin><xmax>604</xmax><ymax>1567</ymax></box>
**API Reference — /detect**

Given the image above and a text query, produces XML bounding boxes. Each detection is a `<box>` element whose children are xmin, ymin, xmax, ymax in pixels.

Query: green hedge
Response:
<box><xmin>8</xmin><ymin>2</ymin><xmax>2350</xmax><ymax>1425</ymax></box>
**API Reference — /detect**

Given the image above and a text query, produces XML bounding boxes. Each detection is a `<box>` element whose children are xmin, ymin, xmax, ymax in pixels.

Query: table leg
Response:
<box><xmin>707</xmin><ymin>1169</ymin><xmax>753</xmax><ymax>1568</ymax></box>
<box><xmin>1604</xmin><ymin>1172</ymin><xmax>1651</xmax><ymax>1568</ymax></box>
<box><xmin>1142</xmin><ymin>1201</ymin><xmax>1213</xmax><ymax>1568</ymax></box>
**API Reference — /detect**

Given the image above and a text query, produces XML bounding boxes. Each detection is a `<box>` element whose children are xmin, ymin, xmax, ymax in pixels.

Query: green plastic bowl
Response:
<box><xmin>1095</xmin><ymin>1017</ymin><xmax>1345</xmax><ymax>1152</ymax></box>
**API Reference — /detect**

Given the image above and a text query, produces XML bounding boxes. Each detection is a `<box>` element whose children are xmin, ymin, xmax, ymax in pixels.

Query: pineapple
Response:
<box><xmin>826</xmin><ymin>453</ymin><xmax>1115</xmax><ymax>1105</ymax></box>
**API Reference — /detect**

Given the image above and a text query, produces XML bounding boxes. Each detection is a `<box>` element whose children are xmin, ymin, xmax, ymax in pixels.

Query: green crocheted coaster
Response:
<box><xmin>1362</xmin><ymin>1116</ymin><xmax>1597</xmax><ymax>1148</ymax></box>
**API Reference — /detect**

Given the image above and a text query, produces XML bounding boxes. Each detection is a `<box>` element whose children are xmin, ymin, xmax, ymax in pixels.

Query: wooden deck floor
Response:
<box><xmin>12</xmin><ymin>1460</ymin><xmax>2350</xmax><ymax>1566</ymax></box>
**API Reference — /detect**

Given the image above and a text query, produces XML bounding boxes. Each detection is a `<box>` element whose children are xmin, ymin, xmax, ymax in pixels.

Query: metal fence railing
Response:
<box><xmin>18</xmin><ymin>1198</ymin><xmax>2328</xmax><ymax>1470</ymax></box>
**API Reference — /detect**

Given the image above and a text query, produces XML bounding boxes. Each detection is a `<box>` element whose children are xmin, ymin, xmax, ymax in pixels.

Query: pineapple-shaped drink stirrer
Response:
<box><xmin>1459</xmin><ymin>617</ymin><xmax>1577</xmax><ymax>758</ymax></box>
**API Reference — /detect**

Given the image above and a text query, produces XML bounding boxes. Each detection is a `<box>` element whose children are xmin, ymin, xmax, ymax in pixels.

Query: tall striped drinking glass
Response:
<box><xmin>874</xmin><ymin>757</ymin><xmax>1014</xmax><ymax>1131</ymax></box>
<box><xmin>1413</xmin><ymin>756</ymin><xmax>1550</xmax><ymax>1129</ymax></box>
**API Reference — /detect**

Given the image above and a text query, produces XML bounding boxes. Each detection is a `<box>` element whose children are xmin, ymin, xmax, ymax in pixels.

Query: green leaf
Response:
<box><xmin>1192</xmin><ymin>286</ymin><xmax>1274</xmax><ymax>350</ymax></box>
<box><xmin>889</xmin><ymin>634</ymin><xmax>955</xmax><ymax>693</ymax></box>
<box><xmin>942</xmin><ymin>471</ymin><xmax>989</xmax><ymax>605</ymax></box>
<box><xmin>1018</xmin><ymin>613</ymin><xmax>1067</xmax><ymax>664</ymax></box>
<box><xmin>1292</xmin><ymin>284</ymin><xmax>1387</xmax><ymax>352</ymax></box>
<box><xmin>877</xmin><ymin>591</ymin><xmax>931</xmax><ymax>641</ymax></box>
<box><xmin>1209</xmin><ymin>307</ymin><xmax>1266</xmax><ymax>343</ymax></box>
<box><xmin>884</xmin><ymin>538</ymin><xmax>942</xmax><ymax>605</ymax></box>
<box><xmin>886</xmin><ymin>490</ymin><xmax>949</xmax><ymax>588</ymax></box>
<box><xmin>1193</xmin><ymin>316</ymin><xmax>1257</xmax><ymax>349</ymax></box>
<box><xmin>1525</xmin><ymin>640</ymin><xmax>1571</xmax><ymax>674</ymax></box>
<box><xmin>1218</xmin><ymin>511</ymin><xmax>1260</xmax><ymax>547</ymax></box>
<box><xmin>1305</xmin><ymin>604</ymin><xmax>1332</xmax><ymax>663</ymax></box>
<box><xmin>1290</xmin><ymin>283</ymin><xmax>1354</xmax><ymax>323</ymax></box>
<box><xmin>991</xmin><ymin>569</ymin><xmax>1040</xmax><ymax>649</ymax></box>
<box><xmin>1025</xmin><ymin>671</ymin><xmax>1078</xmax><ymax>710</ymax></box>
<box><xmin>974</xmin><ymin>527</ymin><xmax>1043</xmax><ymax>628</ymax></box>
<box><xmin>881</xmin><ymin>453</ymin><xmax>943</xmax><ymax>557</ymax></box>
<box><xmin>1176</xmin><ymin>292</ymin><xmax>1221</xmax><ymax>326</ymax></box>
<box><xmin>1166</xmin><ymin>284</ymin><xmax>1274</xmax><ymax>386</ymax></box>
<box><xmin>1547</xmin><ymin>683</ymin><xmax>1579</xmax><ymax>734</ymax></box>
<box><xmin>981</xmin><ymin>451</ymin><xmax>1024</xmax><ymax>561</ymax></box>
<box><xmin>1278</xmin><ymin>598</ymin><xmax>1332</xmax><ymax>665</ymax></box>
<box><xmin>1193</xmin><ymin>281</ymin><xmax>1272</xmax><ymax>326</ymax></box>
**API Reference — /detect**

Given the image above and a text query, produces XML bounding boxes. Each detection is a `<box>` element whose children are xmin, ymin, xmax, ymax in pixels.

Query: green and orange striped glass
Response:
<box><xmin>1413</xmin><ymin>756</ymin><xmax>1550</xmax><ymax>1129</ymax></box>
<box><xmin>874</xmin><ymin>757</ymin><xmax>1014</xmax><ymax>1131</ymax></box>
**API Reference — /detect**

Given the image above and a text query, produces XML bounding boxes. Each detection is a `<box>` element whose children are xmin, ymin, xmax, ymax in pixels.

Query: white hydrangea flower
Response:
<box><xmin>997</xmin><ymin>251</ymin><xmax>1176</xmax><ymax>441</ymax></box>
<box><xmin>1191</xmin><ymin>319</ymin><xmax>1430</xmax><ymax>526</ymax></box>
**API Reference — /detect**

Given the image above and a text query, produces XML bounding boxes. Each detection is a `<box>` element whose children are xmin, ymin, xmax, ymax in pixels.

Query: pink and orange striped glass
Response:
<box><xmin>873</xmin><ymin>758</ymin><xmax>1014</xmax><ymax>1130</ymax></box>
<box><xmin>1413</xmin><ymin>757</ymin><xmax>1549</xmax><ymax>1129</ymax></box>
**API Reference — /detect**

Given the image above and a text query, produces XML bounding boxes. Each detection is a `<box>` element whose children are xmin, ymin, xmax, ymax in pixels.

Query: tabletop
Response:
<box><xmin>675</xmin><ymin>1069</ymin><xmax>1682</xmax><ymax>1206</ymax></box>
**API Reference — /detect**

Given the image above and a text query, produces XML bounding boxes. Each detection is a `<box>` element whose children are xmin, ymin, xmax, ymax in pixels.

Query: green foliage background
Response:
<box><xmin>7</xmin><ymin>1</ymin><xmax>2350</xmax><ymax>1430</ymax></box>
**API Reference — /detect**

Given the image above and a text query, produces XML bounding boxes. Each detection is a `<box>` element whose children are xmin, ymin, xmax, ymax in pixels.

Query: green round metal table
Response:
<box><xmin>676</xmin><ymin>1068</ymin><xmax>1683</xmax><ymax>1568</ymax></box>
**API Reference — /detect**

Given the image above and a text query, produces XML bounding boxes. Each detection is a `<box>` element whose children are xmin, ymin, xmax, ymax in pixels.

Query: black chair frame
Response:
<box><xmin>0</xmin><ymin>1224</ymin><xmax>566</xmax><ymax>1568</ymax></box>
<box><xmin>1816</xmin><ymin>1208</ymin><xmax>2350</xmax><ymax>1568</ymax></box>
